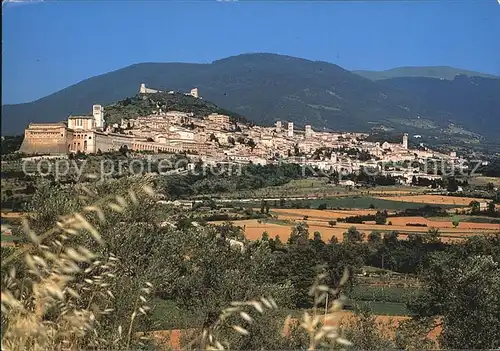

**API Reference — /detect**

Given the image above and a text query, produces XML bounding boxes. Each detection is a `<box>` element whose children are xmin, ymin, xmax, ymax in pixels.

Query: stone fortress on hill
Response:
<box><xmin>19</xmin><ymin>82</ymin><xmax>459</xmax><ymax>183</ymax></box>
<box><xmin>139</xmin><ymin>83</ymin><xmax>199</xmax><ymax>98</ymax></box>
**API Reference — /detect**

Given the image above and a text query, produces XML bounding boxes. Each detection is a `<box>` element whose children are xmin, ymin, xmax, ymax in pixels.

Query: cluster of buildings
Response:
<box><xmin>19</xmin><ymin>83</ymin><xmax>461</xmax><ymax>181</ymax></box>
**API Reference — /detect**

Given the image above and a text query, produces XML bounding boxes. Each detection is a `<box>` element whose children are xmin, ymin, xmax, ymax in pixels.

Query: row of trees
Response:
<box><xmin>337</xmin><ymin>211</ymin><xmax>388</xmax><ymax>225</ymax></box>
<box><xmin>469</xmin><ymin>200</ymin><xmax>498</xmax><ymax>216</ymax></box>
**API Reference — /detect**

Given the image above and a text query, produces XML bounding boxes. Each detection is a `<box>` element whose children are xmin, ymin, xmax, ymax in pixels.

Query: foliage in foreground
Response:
<box><xmin>409</xmin><ymin>243</ymin><xmax>500</xmax><ymax>349</ymax></box>
<box><xmin>1</xmin><ymin>181</ymin><xmax>157</xmax><ymax>350</ymax></box>
<box><xmin>0</xmin><ymin>178</ymin><xmax>353</xmax><ymax>350</ymax></box>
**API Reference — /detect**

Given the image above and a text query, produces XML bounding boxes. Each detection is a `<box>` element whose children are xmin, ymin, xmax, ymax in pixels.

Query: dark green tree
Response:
<box><xmin>343</xmin><ymin>226</ymin><xmax>364</xmax><ymax>243</ymax></box>
<box><xmin>367</xmin><ymin>231</ymin><xmax>382</xmax><ymax>244</ymax></box>
<box><xmin>469</xmin><ymin>200</ymin><xmax>481</xmax><ymax>214</ymax></box>
<box><xmin>247</xmin><ymin>139</ymin><xmax>257</xmax><ymax>151</ymax></box>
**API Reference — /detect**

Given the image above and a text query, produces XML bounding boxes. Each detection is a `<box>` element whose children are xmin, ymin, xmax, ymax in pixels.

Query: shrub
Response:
<box><xmin>1</xmin><ymin>183</ymin><xmax>157</xmax><ymax>350</ymax></box>
<box><xmin>374</xmin><ymin>211</ymin><xmax>387</xmax><ymax>225</ymax></box>
<box><xmin>406</xmin><ymin>223</ymin><xmax>428</xmax><ymax>227</ymax></box>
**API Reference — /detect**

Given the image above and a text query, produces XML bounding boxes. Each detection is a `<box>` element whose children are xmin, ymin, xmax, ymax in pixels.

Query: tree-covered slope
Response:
<box><xmin>378</xmin><ymin>75</ymin><xmax>500</xmax><ymax>138</ymax></box>
<box><xmin>104</xmin><ymin>92</ymin><xmax>247</xmax><ymax>125</ymax></box>
<box><xmin>2</xmin><ymin>53</ymin><xmax>499</xmax><ymax>138</ymax></box>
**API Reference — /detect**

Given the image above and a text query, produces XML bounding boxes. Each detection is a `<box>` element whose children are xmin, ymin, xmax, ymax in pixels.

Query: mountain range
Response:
<box><xmin>2</xmin><ymin>53</ymin><xmax>499</xmax><ymax>139</ymax></box>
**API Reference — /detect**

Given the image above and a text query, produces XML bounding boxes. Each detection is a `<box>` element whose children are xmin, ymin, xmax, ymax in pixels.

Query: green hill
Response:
<box><xmin>104</xmin><ymin>92</ymin><xmax>247</xmax><ymax>125</ymax></box>
<box><xmin>378</xmin><ymin>75</ymin><xmax>500</xmax><ymax>138</ymax></box>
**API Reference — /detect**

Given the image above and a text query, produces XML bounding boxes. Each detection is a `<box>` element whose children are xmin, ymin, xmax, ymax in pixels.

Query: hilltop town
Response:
<box><xmin>4</xmin><ymin>2</ymin><xmax>500</xmax><ymax>349</ymax></box>
<box><xmin>18</xmin><ymin>83</ymin><xmax>463</xmax><ymax>183</ymax></box>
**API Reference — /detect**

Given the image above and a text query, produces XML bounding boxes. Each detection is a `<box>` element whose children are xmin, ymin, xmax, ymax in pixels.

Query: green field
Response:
<box><xmin>300</xmin><ymin>197</ymin><xmax>459</xmax><ymax>210</ymax></box>
<box><xmin>149</xmin><ymin>281</ymin><xmax>418</xmax><ymax>326</ymax></box>
<box><xmin>468</xmin><ymin>176</ymin><xmax>500</xmax><ymax>188</ymax></box>
<box><xmin>0</xmin><ymin>234</ymin><xmax>21</xmax><ymax>243</ymax></box>
<box><xmin>427</xmin><ymin>215</ymin><xmax>500</xmax><ymax>224</ymax></box>
<box><xmin>260</xmin><ymin>218</ymin><xmax>294</xmax><ymax>226</ymax></box>
<box><xmin>210</xmin><ymin>178</ymin><xmax>427</xmax><ymax>200</ymax></box>
<box><xmin>346</xmin><ymin>301</ymin><xmax>409</xmax><ymax>316</ymax></box>
<box><xmin>344</xmin><ymin>285</ymin><xmax>420</xmax><ymax>316</ymax></box>
<box><xmin>149</xmin><ymin>298</ymin><xmax>205</xmax><ymax>330</ymax></box>
<box><xmin>230</xmin><ymin>196</ymin><xmax>461</xmax><ymax>211</ymax></box>
<box><xmin>349</xmin><ymin>285</ymin><xmax>420</xmax><ymax>304</ymax></box>
<box><xmin>150</xmin><ymin>298</ymin><xmax>302</xmax><ymax>331</ymax></box>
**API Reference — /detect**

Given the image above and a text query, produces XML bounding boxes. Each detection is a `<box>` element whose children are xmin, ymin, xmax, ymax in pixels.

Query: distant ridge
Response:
<box><xmin>353</xmin><ymin>66</ymin><xmax>499</xmax><ymax>81</ymax></box>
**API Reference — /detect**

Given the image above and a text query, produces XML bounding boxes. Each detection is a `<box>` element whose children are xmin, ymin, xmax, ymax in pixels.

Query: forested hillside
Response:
<box><xmin>378</xmin><ymin>75</ymin><xmax>500</xmax><ymax>137</ymax></box>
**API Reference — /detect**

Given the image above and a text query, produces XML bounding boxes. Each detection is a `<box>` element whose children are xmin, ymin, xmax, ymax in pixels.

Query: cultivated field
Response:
<box><xmin>218</xmin><ymin>179</ymin><xmax>429</xmax><ymax>200</ymax></box>
<box><xmin>375</xmin><ymin>194</ymin><xmax>487</xmax><ymax>206</ymax></box>
<box><xmin>270</xmin><ymin>208</ymin><xmax>379</xmax><ymax>218</ymax></box>
<box><xmin>214</xmin><ymin>219</ymin><xmax>294</xmax><ymax>241</ymax></box>
<box><xmin>215</xmin><ymin>207</ymin><xmax>499</xmax><ymax>242</ymax></box>
<box><xmin>469</xmin><ymin>176</ymin><xmax>500</xmax><ymax>188</ymax></box>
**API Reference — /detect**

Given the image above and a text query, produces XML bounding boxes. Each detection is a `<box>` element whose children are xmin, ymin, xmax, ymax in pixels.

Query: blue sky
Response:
<box><xmin>2</xmin><ymin>0</ymin><xmax>499</xmax><ymax>104</ymax></box>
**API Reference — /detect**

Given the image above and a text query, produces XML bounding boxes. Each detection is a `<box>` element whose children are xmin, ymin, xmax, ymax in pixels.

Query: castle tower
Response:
<box><xmin>402</xmin><ymin>133</ymin><xmax>408</xmax><ymax>149</ymax></box>
<box><xmin>93</xmin><ymin>104</ymin><xmax>104</xmax><ymax>130</ymax></box>
<box><xmin>276</xmin><ymin>121</ymin><xmax>282</xmax><ymax>133</ymax></box>
<box><xmin>190</xmin><ymin>88</ymin><xmax>199</xmax><ymax>98</ymax></box>
<box><xmin>288</xmin><ymin>122</ymin><xmax>294</xmax><ymax>137</ymax></box>
<box><xmin>305</xmin><ymin>125</ymin><xmax>313</xmax><ymax>138</ymax></box>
